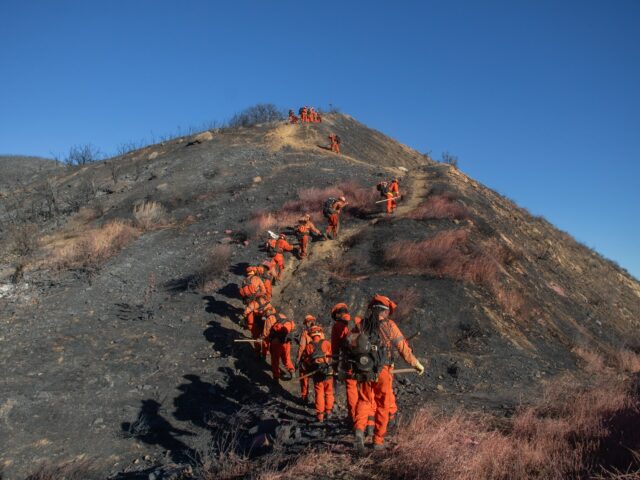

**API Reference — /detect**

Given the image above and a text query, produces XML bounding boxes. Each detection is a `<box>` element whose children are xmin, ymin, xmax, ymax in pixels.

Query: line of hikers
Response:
<box><xmin>236</xmin><ymin>178</ymin><xmax>417</xmax><ymax>451</ymax></box>
<box><xmin>289</xmin><ymin>106</ymin><xmax>322</xmax><ymax>124</ymax></box>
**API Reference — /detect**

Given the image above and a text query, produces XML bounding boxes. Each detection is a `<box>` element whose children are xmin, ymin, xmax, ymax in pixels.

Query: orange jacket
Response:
<box><xmin>296</xmin><ymin>220</ymin><xmax>321</xmax><ymax>236</ymax></box>
<box><xmin>332</xmin><ymin>200</ymin><xmax>347</xmax><ymax>213</ymax></box>
<box><xmin>244</xmin><ymin>296</ymin><xmax>268</xmax><ymax>319</ymax></box>
<box><xmin>371</xmin><ymin>318</ymin><xmax>418</xmax><ymax>367</ymax></box>
<box><xmin>389</xmin><ymin>180</ymin><xmax>399</xmax><ymax>195</ymax></box>
<box><xmin>297</xmin><ymin>327</ymin><xmax>313</xmax><ymax>363</ymax></box>
<box><xmin>331</xmin><ymin>315</ymin><xmax>361</xmax><ymax>363</ymax></box>
<box><xmin>302</xmin><ymin>338</ymin><xmax>332</xmax><ymax>368</ymax></box>
<box><xmin>275</xmin><ymin>238</ymin><xmax>294</xmax><ymax>253</ymax></box>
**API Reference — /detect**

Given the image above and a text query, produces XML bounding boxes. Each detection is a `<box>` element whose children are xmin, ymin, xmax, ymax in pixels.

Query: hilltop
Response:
<box><xmin>0</xmin><ymin>114</ymin><xmax>638</xmax><ymax>479</ymax></box>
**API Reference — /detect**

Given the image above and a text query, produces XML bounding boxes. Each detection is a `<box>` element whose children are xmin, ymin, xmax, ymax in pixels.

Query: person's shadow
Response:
<box><xmin>121</xmin><ymin>399</ymin><xmax>196</xmax><ymax>464</ymax></box>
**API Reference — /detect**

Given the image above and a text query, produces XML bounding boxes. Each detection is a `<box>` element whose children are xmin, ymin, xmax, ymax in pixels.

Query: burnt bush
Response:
<box><xmin>10</xmin><ymin>223</ymin><xmax>39</xmax><ymax>257</ymax></box>
<box><xmin>227</xmin><ymin>104</ymin><xmax>285</xmax><ymax>128</ymax></box>
<box><xmin>64</xmin><ymin>144</ymin><xmax>102</xmax><ymax>166</ymax></box>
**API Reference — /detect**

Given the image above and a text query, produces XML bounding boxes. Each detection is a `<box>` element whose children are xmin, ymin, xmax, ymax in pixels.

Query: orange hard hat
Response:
<box><xmin>369</xmin><ymin>294</ymin><xmax>397</xmax><ymax>315</ymax></box>
<box><xmin>246</xmin><ymin>267</ymin><xmax>256</xmax><ymax>275</ymax></box>
<box><xmin>331</xmin><ymin>303</ymin><xmax>349</xmax><ymax>320</ymax></box>
<box><xmin>263</xmin><ymin>304</ymin><xmax>276</xmax><ymax>315</ymax></box>
<box><xmin>309</xmin><ymin>325</ymin><xmax>324</xmax><ymax>338</ymax></box>
<box><xmin>304</xmin><ymin>314</ymin><xmax>316</xmax><ymax>324</ymax></box>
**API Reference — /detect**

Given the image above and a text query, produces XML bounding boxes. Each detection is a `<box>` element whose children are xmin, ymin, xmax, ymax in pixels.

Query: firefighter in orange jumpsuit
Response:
<box><xmin>325</xmin><ymin>196</ymin><xmax>348</xmax><ymax>239</ymax></box>
<box><xmin>264</xmin><ymin>309</ymin><xmax>295</xmax><ymax>383</ymax></box>
<box><xmin>288</xmin><ymin>109</ymin><xmax>298</xmax><ymax>124</ymax></box>
<box><xmin>243</xmin><ymin>296</ymin><xmax>269</xmax><ymax>357</ymax></box>
<box><xmin>330</xmin><ymin>303</ymin><xmax>360</xmax><ymax>424</ymax></box>
<box><xmin>301</xmin><ymin>106</ymin><xmax>308</xmax><ymax>123</ymax></box>
<box><xmin>262</xmin><ymin>259</ymin><xmax>278</xmax><ymax>291</ymax></box>
<box><xmin>316</xmin><ymin>112</ymin><xmax>322</xmax><ymax>123</ymax></box>
<box><xmin>386</xmin><ymin>178</ymin><xmax>399</xmax><ymax>214</ymax></box>
<box><xmin>251</xmin><ymin>265</ymin><xmax>272</xmax><ymax>301</ymax></box>
<box><xmin>240</xmin><ymin>267</ymin><xmax>266</xmax><ymax>303</ymax></box>
<box><xmin>352</xmin><ymin>295</ymin><xmax>424</xmax><ymax>451</ymax></box>
<box><xmin>296</xmin><ymin>214</ymin><xmax>321</xmax><ymax>259</ymax></box>
<box><xmin>301</xmin><ymin>325</ymin><xmax>334</xmax><ymax>422</ymax></box>
<box><xmin>296</xmin><ymin>314</ymin><xmax>317</xmax><ymax>404</ymax></box>
<box><xmin>266</xmin><ymin>234</ymin><xmax>294</xmax><ymax>280</ymax></box>
<box><xmin>328</xmin><ymin>133</ymin><xmax>340</xmax><ymax>154</ymax></box>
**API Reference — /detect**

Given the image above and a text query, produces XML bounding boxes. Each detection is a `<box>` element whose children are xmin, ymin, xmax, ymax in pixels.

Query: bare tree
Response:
<box><xmin>441</xmin><ymin>151</ymin><xmax>459</xmax><ymax>168</ymax></box>
<box><xmin>64</xmin><ymin>144</ymin><xmax>102</xmax><ymax>166</ymax></box>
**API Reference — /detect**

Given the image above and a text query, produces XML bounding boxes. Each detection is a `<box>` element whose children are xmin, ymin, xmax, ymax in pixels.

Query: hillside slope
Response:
<box><xmin>0</xmin><ymin>114</ymin><xmax>638</xmax><ymax>478</ymax></box>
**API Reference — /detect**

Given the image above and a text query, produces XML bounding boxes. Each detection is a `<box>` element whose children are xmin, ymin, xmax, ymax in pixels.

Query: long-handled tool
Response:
<box><xmin>233</xmin><ymin>339</ymin><xmax>263</xmax><ymax>343</ymax></box>
<box><xmin>391</xmin><ymin>368</ymin><xmax>420</xmax><ymax>374</ymax></box>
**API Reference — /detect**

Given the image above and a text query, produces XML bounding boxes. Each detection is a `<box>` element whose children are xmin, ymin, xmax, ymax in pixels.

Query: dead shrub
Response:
<box><xmin>75</xmin><ymin>207</ymin><xmax>100</xmax><ymax>224</ymax></box>
<box><xmin>132</xmin><ymin>201</ymin><xmax>167</xmax><ymax>230</ymax></box>
<box><xmin>573</xmin><ymin>346</ymin><xmax>607</xmax><ymax>374</ymax></box>
<box><xmin>192</xmin><ymin>245</ymin><xmax>232</xmax><ymax>292</ymax></box>
<box><xmin>408</xmin><ymin>194</ymin><xmax>469</xmax><ymax>221</ymax></box>
<box><xmin>10</xmin><ymin>223</ymin><xmax>39</xmax><ymax>257</ymax></box>
<box><xmin>52</xmin><ymin>220</ymin><xmax>139</xmax><ymax>269</ymax></box>
<box><xmin>384</xmin><ymin>230</ymin><xmax>526</xmax><ymax>317</ymax></box>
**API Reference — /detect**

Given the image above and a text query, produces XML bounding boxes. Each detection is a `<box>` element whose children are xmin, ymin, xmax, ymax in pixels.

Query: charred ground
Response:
<box><xmin>0</xmin><ymin>114</ymin><xmax>638</xmax><ymax>479</ymax></box>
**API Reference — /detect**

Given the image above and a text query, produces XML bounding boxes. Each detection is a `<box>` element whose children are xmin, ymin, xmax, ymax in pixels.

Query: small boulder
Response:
<box><xmin>148</xmin><ymin>151</ymin><xmax>159</xmax><ymax>160</ymax></box>
<box><xmin>193</xmin><ymin>131</ymin><xmax>214</xmax><ymax>143</ymax></box>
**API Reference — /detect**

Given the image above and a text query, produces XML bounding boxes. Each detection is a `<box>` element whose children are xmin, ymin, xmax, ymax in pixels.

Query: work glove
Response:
<box><xmin>414</xmin><ymin>360</ymin><xmax>425</xmax><ymax>376</ymax></box>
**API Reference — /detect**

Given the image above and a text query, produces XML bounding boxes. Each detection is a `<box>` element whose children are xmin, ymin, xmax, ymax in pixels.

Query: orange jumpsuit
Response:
<box><xmin>243</xmin><ymin>297</ymin><xmax>269</xmax><ymax>355</ymax></box>
<box><xmin>328</xmin><ymin>134</ymin><xmax>340</xmax><ymax>154</ymax></box>
<box><xmin>353</xmin><ymin>318</ymin><xmax>418</xmax><ymax>446</ymax></box>
<box><xmin>301</xmin><ymin>107</ymin><xmax>308</xmax><ymax>123</ymax></box>
<box><xmin>297</xmin><ymin>326</ymin><xmax>313</xmax><ymax>401</ymax></box>
<box><xmin>274</xmin><ymin>238</ymin><xmax>294</xmax><ymax>279</ymax></box>
<box><xmin>288</xmin><ymin>110</ymin><xmax>298</xmax><ymax>124</ymax></box>
<box><xmin>325</xmin><ymin>200</ymin><xmax>347</xmax><ymax>239</ymax></box>
<box><xmin>386</xmin><ymin>180</ymin><xmax>399</xmax><ymax>214</ymax></box>
<box><xmin>331</xmin><ymin>315</ymin><xmax>360</xmax><ymax>422</ymax></box>
<box><xmin>302</xmin><ymin>338</ymin><xmax>334</xmax><ymax>421</ymax></box>
<box><xmin>265</xmin><ymin>314</ymin><xmax>295</xmax><ymax>380</ymax></box>
<box><xmin>296</xmin><ymin>220</ymin><xmax>321</xmax><ymax>258</ymax></box>
<box><xmin>262</xmin><ymin>259</ymin><xmax>278</xmax><ymax>288</ymax></box>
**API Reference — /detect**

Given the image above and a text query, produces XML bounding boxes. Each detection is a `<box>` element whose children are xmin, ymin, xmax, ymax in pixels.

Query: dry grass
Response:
<box><xmin>384</xmin><ymin>230</ymin><xmax>525</xmax><ymax>317</ymax></box>
<box><xmin>573</xmin><ymin>346</ymin><xmax>607</xmax><ymax>373</ymax></box>
<box><xmin>132</xmin><ymin>200</ymin><xmax>168</xmax><ymax>230</ymax></box>
<box><xmin>49</xmin><ymin>220</ymin><xmax>140</xmax><ymax>269</ymax></box>
<box><xmin>408</xmin><ymin>193</ymin><xmax>470</xmax><ymax>221</ymax></box>
<box><xmin>616</xmin><ymin>349</ymin><xmax>640</xmax><ymax>373</ymax></box>
<box><xmin>270</xmin><ymin>371</ymin><xmax>640</xmax><ymax>480</ymax></box>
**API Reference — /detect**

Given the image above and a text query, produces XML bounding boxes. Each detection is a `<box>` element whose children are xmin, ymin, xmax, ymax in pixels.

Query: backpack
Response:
<box><xmin>323</xmin><ymin>197</ymin><xmax>337</xmax><ymax>217</ymax></box>
<box><xmin>345</xmin><ymin>318</ymin><xmax>388</xmax><ymax>382</ymax></box>
<box><xmin>269</xmin><ymin>315</ymin><xmax>293</xmax><ymax>343</ymax></box>
<box><xmin>335</xmin><ymin>135</ymin><xmax>341</xmax><ymax>144</ymax></box>
<box><xmin>377</xmin><ymin>182</ymin><xmax>390</xmax><ymax>196</ymax></box>
<box><xmin>239</xmin><ymin>277</ymin><xmax>259</xmax><ymax>299</ymax></box>
<box><xmin>307</xmin><ymin>339</ymin><xmax>331</xmax><ymax>376</ymax></box>
<box><xmin>266</xmin><ymin>239</ymin><xmax>283</xmax><ymax>257</ymax></box>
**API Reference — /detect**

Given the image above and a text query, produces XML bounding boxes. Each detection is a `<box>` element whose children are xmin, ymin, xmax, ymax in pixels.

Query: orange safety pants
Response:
<box><xmin>331</xmin><ymin>142</ymin><xmax>340</xmax><ymax>154</ymax></box>
<box><xmin>354</xmin><ymin>365</ymin><xmax>394</xmax><ymax>445</ymax></box>
<box><xmin>325</xmin><ymin>214</ymin><xmax>339</xmax><ymax>238</ymax></box>
<box><xmin>299</xmin><ymin>235</ymin><xmax>309</xmax><ymax>257</ymax></box>
<box><xmin>250</xmin><ymin>322</ymin><xmax>264</xmax><ymax>356</ymax></box>
<box><xmin>270</xmin><ymin>339</ymin><xmax>294</xmax><ymax>380</ymax></box>
<box><xmin>345</xmin><ymin>378</ymin><xmax>359</xmax><ymax>422</ymax></box>
<box><xmin>263</xmin><ymin>279</ymin><xmax>272</xmax><ymax>301</ymax></box>
<box><xmin>369</xmin><ymin>384</ymin><xmax>397</xmax><ymax>429</ymax></box>
<box><xmin>313</xmin><ymin>375</ymin><xmax>334</xmax><ymax>421</ymax></box>
<box><xmin>386</xmin><ymin>194</ymin><xmax>397</xmax><ymax>214</ymax></box>
<box><xmin>300</xmin><ymin>370</ymin><xmax>310</xmax><ymax>400</ymax></box>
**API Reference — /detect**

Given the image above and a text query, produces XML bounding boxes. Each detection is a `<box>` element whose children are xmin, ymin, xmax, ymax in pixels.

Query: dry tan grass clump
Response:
<box><xmin>25</xmin><ymin>460</ymin><xmax>99</xmax><ymax>480</ymax></box>
<box><xmin>616</xmin><ymin>349</ymin><xmax>640</xmax><ymax>373</ymax></box>
<box><xmin>408</xmin><ymin>193</ymin><xmax>470</xmax><ymax>221</ymax></box>
<box><xmin>132</xmin><ymin>201</ymin><xmax>167</xmax><ymax>230</ymax></box>
<box><xmin>51</xmin><ymin>220</ymin><xmax>139</xmax><ymax>269</ymax></box>
<box><xmin>384</xmin><ymin>230</ymin><xmax>525</xmax><ymax>317</ymax></box>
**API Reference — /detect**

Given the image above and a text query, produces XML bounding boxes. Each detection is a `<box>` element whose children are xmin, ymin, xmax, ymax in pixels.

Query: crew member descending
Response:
<box><xmin>266</xmin><ymin>233</ymin><xmax>294</xmax><ymax>281</ymax></box>
<box><xmin>296</xmin><ymin>214</ymin><xmax>322</xmax><ymax>259</ymax></box>
<box><xmin>296</xmin><ymin>315</ymin><xmax>317</xmax><ymax>404</ymax></box>
<box><xmin>301</xmin><ymin>325</ymin><xmax>334</xmax><ymax>422</ymax></box>
<box><xmin>288</xmin><ymin>109</ymin><xmax>298</xmax><ymax>124</ymax></box>
<box><xmin>323</xmin><ymin>196</ymin><xmax>348</xmax><ymax>239</ymax></box>
<box><xmin>349</xmin><ymin>294</ymin><xmax>424</xmax><ymax>451</ymax></box>
<box><xmin>377</xmin><ymin>178</ymin><xmax>400</xmax><ymax>214</ymax></box>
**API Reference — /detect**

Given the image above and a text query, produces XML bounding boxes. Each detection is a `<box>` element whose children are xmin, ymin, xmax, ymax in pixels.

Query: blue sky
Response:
<box><xmin>1</xmin><ymin>1</ymin><xmax>638</xmax><ymax>278</ymax></box>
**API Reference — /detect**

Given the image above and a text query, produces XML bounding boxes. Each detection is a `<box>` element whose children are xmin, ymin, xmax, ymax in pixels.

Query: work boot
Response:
<box><xmin>325</xmin><ymin>410</ymin><xmax>332</xmax><ymax>420</ymax></box>
<box><xmin>388</xmin><ymin>414</ymin><xmax>397</xmax><ymax>429</ymax></box>
<box><xmin>365</xmin><ymin>425</ymin><xmax>374</xmax><ymax>438</ymax></box>
<box><xmin>354</xmin><ymin>429</ymin><xmax>365</xmax><ymax>454</ymax></box>
<box><xmin>373</xmin><ymin>442</ymin><xmax>385</xmax><ymax>452</ymax></box>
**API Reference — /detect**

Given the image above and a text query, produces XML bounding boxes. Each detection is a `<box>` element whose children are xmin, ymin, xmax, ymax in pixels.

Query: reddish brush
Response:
<box><xmin>385</xmin><ymin>230</ymin><xmax>526</xmax><ymax>317</ymax></box>
<box><xmin>390</xmin><ymin>287</ymin><xmax>421</xmax><ymax>322</ymax></box>
<box><xmin>408</xmin><ymin>194</ymin><xmax>470</xmax><ymax>221</ymax></box>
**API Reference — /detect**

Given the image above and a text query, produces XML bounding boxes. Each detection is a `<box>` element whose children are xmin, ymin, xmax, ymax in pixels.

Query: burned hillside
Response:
<box><xmin>0</xmin><ymin>113</ymin><xmax>639</xmax><ymax>479</ymax></box>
